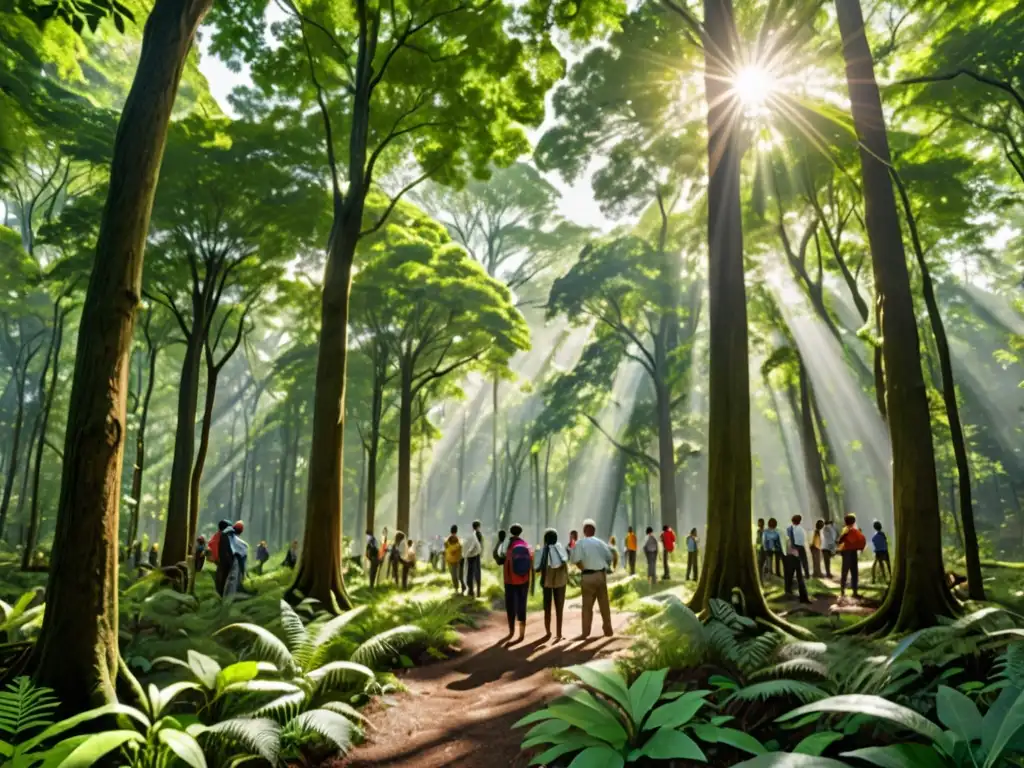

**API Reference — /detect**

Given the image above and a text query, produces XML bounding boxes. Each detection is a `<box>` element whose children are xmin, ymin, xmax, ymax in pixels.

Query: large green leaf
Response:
<box><xmin>792</xmin><ymin>731</ymin><xmax>843</xmax><ymax>756</ymax></box>
<box><xmin>545</xmin><ymin>699</ymin><xmax>628</xmax><ymax>749</ymax></box>
<box><xmin>566</xmin><ymin>745</ymin><xmax>625</xmax><ymax>768</ymax></box>
<box><xmin>21</xmin><ymin>703</ymin><xmax>149</xmax><ymax>753</ymax></box>
<box><xmin>734</xmin><ymin>754</ymin><xmax>848</xmax><ymax>767</ymax></box>
<box><xmin>691</xmin><ymin>724</ymin><xmax>766</xmax><ymax>755</ymax></box>
<box><xmin>565</xmin><ymin>662</ymin><xmax>632</xmax><ymax>718</ymax></box>
<box><xmin>215</xmin><ymin>662</ymin><xmax>262</xmax><ymax>693</ymax></box>
<box><xmin>187</xmin><ymin>651</ymin><xmax>222</xmax><ymax>690</ymax></box>
<box><xmin>55</xmin><ymin>730</ymin><xmax>145</xmax><ymax>767</ymax></box>
<box><xmin>217</xmin><ymin>623</ymin><xmax>294</xmax><ymax>672</ymax></box>
<box><xmin>628</xmin><ymin>669</ymin><xmax>667</xmax><ymax>725</ymax></box>
<box><xmin>643</xmin><ymin>690</ymin><xmax>711</xmax><ymax>731</ymax></box>
<box><xmin>631</xmin><ymin>727</ymin><xmax>705</xmax><ymax>761</ymax></box>
<box><xmin>780</xmin><ymin>695</ymin><xmax>945</xmax><ymax>743</ymax></box>
<box><xmin>936</xmin><ymin>685</ymin><xmax>982</xmax><ymax>743</ymax></box>
<box><xmin>523</xmin><ymin>718</ymin><xmax>573</xmax><ymax>746</ymax></box>
<box><xmin>983</xmin><ymin>685</ymin><xmax>1024</xmax><ymax>768</ymax></box>
<box><xmin>982</xmin><ymin>685</ymin><xmax>1022</xmax><ymax>756</ymax></box>
<box><xmin>158</xmin><ymin>728</ymin><xmax>207</xmax><ymax>768</ymax></box>
<box><xmin>529</xmin><ymin>741</ymin><xmax>588</xmax><ymax>766</ymax></box>
<box><xmin>514</xmin><ymin>709</ymin><xmax>556</xmax><ymax>729</ymax></box>
<box><xmin>153</xmin><ymin>682</ymin><xmax>202</xmax><ymax>719</ymax></box>
<box><xmin>841</xmin><ymin>744</ymin><xmax>948</xmax><ymax>768</ymax></box>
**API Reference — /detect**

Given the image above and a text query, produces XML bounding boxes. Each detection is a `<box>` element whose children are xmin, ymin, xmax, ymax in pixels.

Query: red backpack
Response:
<box><xmin>843</xmin><ymin>527</ymin><xmax>867</xmax><ymax>552</ymax></box>
<box><xmin>504</xmin><ymin>540</ymin><xmax>532</xmax><ymax>585</ymax></box>
<box><xmin>207</xmin><ymin>531</ymin><xmax>221</xmax><ymax>563</ymax></box>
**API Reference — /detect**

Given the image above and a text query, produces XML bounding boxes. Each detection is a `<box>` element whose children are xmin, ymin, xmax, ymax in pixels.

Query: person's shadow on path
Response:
<box><xmin>446</xmin><ymin>636</ymin><xmax>617</xmax><ymax>691</ymax></box>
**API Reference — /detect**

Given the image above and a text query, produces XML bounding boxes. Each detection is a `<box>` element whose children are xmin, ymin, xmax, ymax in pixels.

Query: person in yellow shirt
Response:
<box><xmin>624</xmin><ymin>526</ymin><xmax>638</xmax><ymax>575</ymax></box>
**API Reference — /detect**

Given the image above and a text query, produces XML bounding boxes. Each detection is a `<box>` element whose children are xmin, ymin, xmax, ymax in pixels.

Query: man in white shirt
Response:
<box><xmin>569</xmin><ymin>519</ymin><xmax>614</xmax><ymax>639</ymax></box>
<box><xmin>462</xmin><ymin>520</ymin><xmax>483</xmax><ymax>598</ymax></box>
<box><xmin>784</xmin><ymin>515</ymin><xmax>810</xmax><ymax>603</ymax></box>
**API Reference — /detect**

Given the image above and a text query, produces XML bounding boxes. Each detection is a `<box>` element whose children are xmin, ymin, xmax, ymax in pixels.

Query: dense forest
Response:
<box><xmin>1</xmin><ymin>0</ymin><xmax>1023</xmax><ymax>763</ymax></box>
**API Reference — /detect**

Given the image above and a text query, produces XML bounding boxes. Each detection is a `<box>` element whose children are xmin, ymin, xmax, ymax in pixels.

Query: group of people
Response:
<box><xmin>363</xmin><ymin>528</ymin><xmax>425</xmax><ymax>591</ymax></box>
<box><xmin>493</xmin><ymin>519</ymin><xmax>616</xmax><ymax>644</ymax></box>
<box><xmin>190</xmin><ymin>522</ymin><xmax>300</xmax><ymax>598</ymax></box>
<box><xmin>756</xmin><ymin>513</ymin><xmax>889</xmax><ymax>603</ymax></box>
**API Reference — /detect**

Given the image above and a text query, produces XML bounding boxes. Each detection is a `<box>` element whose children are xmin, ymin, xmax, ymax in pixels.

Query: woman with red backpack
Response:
<box><xmin>498</xmin><ymin>524</ymin><xmax>532</xmax><ymax>644</ymax></box>
<box><xmin>838</xmin><ymin>513</ymin><xmax>866</xmax><ymax>599</ymax></box>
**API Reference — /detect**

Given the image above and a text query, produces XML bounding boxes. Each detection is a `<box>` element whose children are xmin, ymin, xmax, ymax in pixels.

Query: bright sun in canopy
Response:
<box><xmin>732</xmin><ymin>64</ymin><xmax>776</xmax><ymax>112</ymax></box>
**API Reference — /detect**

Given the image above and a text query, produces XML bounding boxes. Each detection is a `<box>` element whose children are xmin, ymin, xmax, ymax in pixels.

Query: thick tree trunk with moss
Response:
<box><xmin>31</xmin><ymin>0</ymin><xmax>213</xmax><ymax>712</ymax></box>
<box><xmin>0</xmin><ymin>348</ymin><xmax>35</xmax><ymax>539</ymax></box>
<box><xmin>892</xmin><ymin>173</ymin><xmax>984</xmax><ymax>601</ymax></box>
<box><xmin>835</xmin><ymin>0</ymin><xmax>958</xmax><ymax>632</ymax></box>
<box><xmin>690</xmin><ymin>0</ymin><xmax>777</xmax><ymax>623</ymax></box>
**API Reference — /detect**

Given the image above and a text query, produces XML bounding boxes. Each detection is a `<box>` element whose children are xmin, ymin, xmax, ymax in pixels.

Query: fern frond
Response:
<box><xmin>709</xmin><ymin>599</ymin><xmax>756</xmax><ymax>631</ymax></box>
<box><xmin>749</xmin><ymin>658</ymin><xmax>829</xmax><ymax>681</ymax></box>
<box><xmin>995</xmin><ymin>643</ymin><xmax>1024</xmax><ymax>688</ymax></box>
<box><xmin>351</xmin><ymin>626</ymin><xmax>426</xmax><ymax>668</ymax></box>
<box><xmin>288</xmin><ymin>709</ymin><xmax>354</xmax><ymax>754</ymax></box>
<box><xmin>308</xmin><ymin>661</ymin><xmax>375</xmax><ymax>694</ymax></box>
<box><xmin>250</xmin><ymin>691</ymin><xmax>307</xmax><ymax>722</ymax></box>
<box><xmin>218</xmin><ymin>623</ymin><xmax>295</xmax><ymax>673</ymax></box>
<box><xmin>705</xmin><ymin>621</ymin><xmax>743</xmax><ymax>667</ymax></box>
<box><xmin>777</xmin><ymin>642</ymin><xmax>828</xmax><ymax>660</ymax></box>
<box><xmin>278</xmin><ymin>601</ymin><xmax>312</xmax><ymax>668</ymax></box>
<box><xmin>309</xmin><ymin>606</ymin><xmax>369</xmax><ymax>666</ymax></box>
<box><xmin>0</xmin><ymin>677</ymin><xmax>58</xmax><ymax>739</ymax></box>
<box><xmin>726</xmin><ymin>680</ymin><xmax>828</xmax><ymax>705</ymax></box>
<box><xmin>203</xmin><ymin>717</ymin><xmax>281</xmax><ymax>764</ymax></box>
<box><xmin>319</xmin><ymin>701</ymin><xmax>372</xmax><ymax>726</ymax></box>
<box><xmin>738</xmin><ymin>633</ymin><xmax>785</xmax><ymax>676</ymax></box>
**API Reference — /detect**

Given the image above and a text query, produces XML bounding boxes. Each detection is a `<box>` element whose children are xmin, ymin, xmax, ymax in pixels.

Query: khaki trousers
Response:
<box><xmin>581</xmin><ymin>571</ymin><xmax>613</xmax><ymax>636</ymax></box>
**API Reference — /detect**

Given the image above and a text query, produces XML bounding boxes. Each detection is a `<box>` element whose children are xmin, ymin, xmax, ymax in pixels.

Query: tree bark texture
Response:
<box><xmin>835</xmin><ymin>0</ymin><xmax>958</xmax><ymax>632</ymax></box>
<box><xmin>690</xmin><ymin>0</ymin><xmax>778</xmax><ymax>624</ymax></box>
<box><xmin>32</xmin><ymin>0</ymin><xmax>214</xmax><ymax>712</ymax></box>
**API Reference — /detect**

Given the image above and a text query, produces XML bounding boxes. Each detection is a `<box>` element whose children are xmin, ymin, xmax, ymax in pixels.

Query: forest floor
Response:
<box><xmin>339</xmin><ymin>595</ymin><xmax>634</xmax><ymax>768</ymax></box>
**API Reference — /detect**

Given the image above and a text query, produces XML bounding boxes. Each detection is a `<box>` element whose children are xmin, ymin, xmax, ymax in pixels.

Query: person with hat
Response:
<box><xmin>568</xmin><ymin>518</ymin><xmax>614</xmax><ymax>639</ymax></box>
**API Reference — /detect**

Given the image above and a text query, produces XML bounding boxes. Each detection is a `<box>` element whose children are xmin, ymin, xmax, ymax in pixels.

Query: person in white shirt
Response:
<box><xmin>784</xmin><ymin>515</ymin><xmax>810</xmax><ymax>603</ymax></box>
<box><xmin>462</xmin><ymin>520</ymin><xmax>483</xmax><ymax>598</ymax></box>
<box><xmin>569</xmin><ymin>519</ymin><xmax>614</xmax><ymax>638</ymax></box>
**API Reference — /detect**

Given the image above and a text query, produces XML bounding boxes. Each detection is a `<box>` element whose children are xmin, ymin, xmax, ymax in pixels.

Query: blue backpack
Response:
<box><xmin>508</xmin><ymin>541</ymin><xmax>532</xmax><ymax>581</ymax></box>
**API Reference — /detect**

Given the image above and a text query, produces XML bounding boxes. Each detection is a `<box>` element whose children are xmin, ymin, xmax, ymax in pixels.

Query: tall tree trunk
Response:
<box><xmin>288</xmin><ymin>202</ymin><xmax>363</xmax><ymax>612</ymax></box>
<box><xmin>356</xmin><ymin>443</ymin><xmax>367</xmax><ymax>540</ymax></box>
<box><xmin>799</xmin><ymin>360</ymin><xmax>830</xmax><ymax>522</ymax></box>
<box><xmin>532</xmin><ymin>451</ymin><xmax>541</xmax><ymax>535</ymax></box>
<box><xmin>396</xmin><ymin>370</ymin><xmax>414</xmax><ymax>535</ymax></box>
<box><xmin>186</xmin><ymin>355</ymin><xmax>218</xmax><ymax>547</ymax></box>
<box><xmin>491</xmin><ymin>376</ymin><xmax>499</xmax><ymax>530</ymax></box>
<box><xmin>127</xmin><ymin>321</ymin><xmax>158</xmax><ymax>550</ymax></box>
<box><xmin>237</xmin><ymin>401</ymin><xmax>251</xmax><ymax>519</ymax></box>
<box><xmin>892</xmin><ymin>173</ymin><xmax>984</xmax><ymax>599</ymax></box>
<box><xmin>543</xmin><ymin>438</ymin><xmax>552</xmax><ymax>530</ymax></box>
<box><xmin>275</xmin><ymin>420</ymin><xmax>290</xmax><ymax>548</ymax></box>
<box><xmin>654</xmin><ymin>371</ymin><xmax>678</xmax><ymax>529</ymax></box>
<box><xmin>285</xmin><ymin>400</ymin><xmax>301</xmax><ymax>544</ymax></box>
<box><xmin>162</xmin><ymin>322</ymin><xmax>203</xmax><ymax>566</ymax></box>
<box><xmin>690</xmin><ymin>0</ymin><xmax>777</xmax><ymax>623</ymax></box>
<box><xmin>24</xmin><ymin>305</ymin><xmax>68</xmax><ymax>570</ymax></box>
<box><xmin>458</xmin><ymin>410</ymin><xmax>466</xmax><ymax>512</ymax></box>
<box><xmin>32</xmin><ymin>0</ymin><xmax>213</xmax><ymax>711</ymax></box>
<box><xmin>0</xmin><ymin>357</ymin><xmax>32</xmax><ymax>538</ymax></box>
<box><xmin>835</xmin><ymin>0</ymin><xmax>957</xmax><ymax>632</ymax></box>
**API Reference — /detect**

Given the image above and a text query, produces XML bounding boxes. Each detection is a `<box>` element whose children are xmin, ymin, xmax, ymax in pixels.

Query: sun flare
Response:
<box><xmin>733</xmin><ymin>64</ymin><xmax>776</xmax><ymax>112</ymax></box>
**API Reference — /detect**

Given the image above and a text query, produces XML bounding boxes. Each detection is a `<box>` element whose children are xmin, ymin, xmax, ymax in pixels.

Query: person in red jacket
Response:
<box><xmin>660</xmin><ymin>525</ymin><xmax>676</xmax><ymax>581</ymax></box>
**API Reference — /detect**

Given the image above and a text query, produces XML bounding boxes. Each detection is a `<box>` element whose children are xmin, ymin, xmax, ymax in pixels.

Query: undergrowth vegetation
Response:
<box><xmin>517</xmin><ymin>595</ymin><xmax>1024</xmax><ymax>766</ymax></box>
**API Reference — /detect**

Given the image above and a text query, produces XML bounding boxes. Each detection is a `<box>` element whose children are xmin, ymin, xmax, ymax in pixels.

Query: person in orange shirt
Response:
<box><xmin>624</xmin><ymin>527</ymin><xmax>638</xmax><ymax>575</ymax></box>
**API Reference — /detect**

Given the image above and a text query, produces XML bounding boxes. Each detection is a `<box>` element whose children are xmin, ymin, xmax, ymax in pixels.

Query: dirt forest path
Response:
<box><xmin>341</xmin><ymin>598</ymin><xmax>634</xmax><ymax>768</ymax></box>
